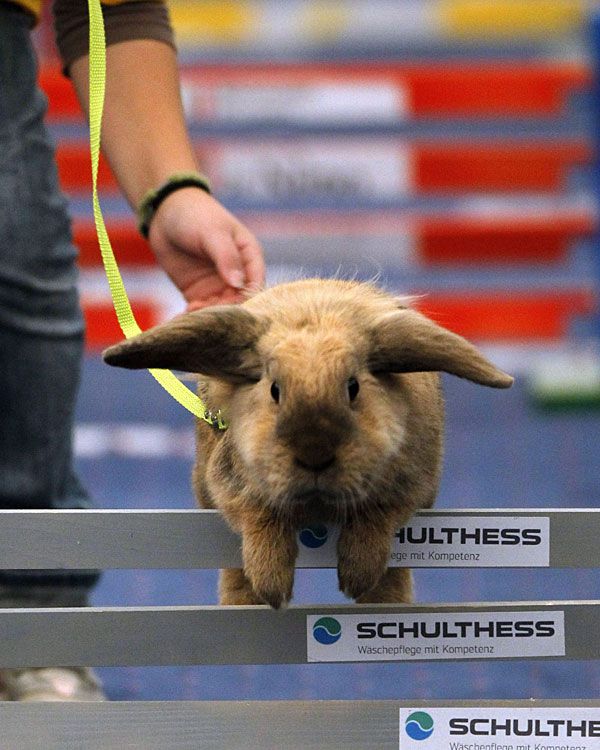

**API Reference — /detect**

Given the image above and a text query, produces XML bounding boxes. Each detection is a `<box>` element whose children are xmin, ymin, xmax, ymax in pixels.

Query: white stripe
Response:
<box><xmin>211</xmin><ymin>141</ymin><xmax>413</xmax><ymax>200</ymax></box>
<box><xmin>74</xmin><ymin>424</ymin><xmax>196</xmax><ymax>459</ymax></box>
<box><xmin>181</xmin><ymin>77</ymin><xmax>408</xmax><ymax>124</ymax></box>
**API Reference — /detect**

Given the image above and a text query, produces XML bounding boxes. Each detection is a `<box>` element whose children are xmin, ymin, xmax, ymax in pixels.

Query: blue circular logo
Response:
<box><xmin>299</xmin><ymin>524</ymin><xmax>329</xmax><ymax>548</ymax></box>
<box><xmin>312</xmin><ymin>617</ymin><xmax>342</xmax><ymax>645</ymax></box>
<box><xmin>405</xmin><ymin>712</ymin><xmax>434</xmax><ymax>741</ymax></box>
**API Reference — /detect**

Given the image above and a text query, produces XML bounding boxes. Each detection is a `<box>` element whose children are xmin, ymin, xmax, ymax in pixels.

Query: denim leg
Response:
<box><xmin>0</xmin><ymin>6</ymin><xmax>99</xmax><ymax>604</ymax></box>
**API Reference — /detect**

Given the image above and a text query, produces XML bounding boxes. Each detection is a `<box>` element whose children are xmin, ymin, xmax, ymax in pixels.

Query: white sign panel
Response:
<box><xmin>296</xmin><ymin>524</ymin><xmax>340</xmax><ymax>566</ymax></box>
<box><xmin>391</xmin><ymin>516</ymin><xmax>550</xmax><ymax>568</ymax></box>
<box><xmin>213</xmin><ymin>83</ymin><xmax>407</xmax><ymax>124</ymax></box>
<box><xmin>295</xmin><ymin>516</ymin><xmax>550</xmax><ymax>568</ymax></box>
<box><xmin>398</xmin><ymin>707</ymin><xmax>600</xmax><ymax>749</ymax></box>
<box><xmin>306</xmin><ymin>611</ymin><xmax>565</xmax><ymax>663</ymax></box>
<box><xmin>216</xmin><ymin>141</ymin><xmax>411</xmax><ymax>201</ymax></box>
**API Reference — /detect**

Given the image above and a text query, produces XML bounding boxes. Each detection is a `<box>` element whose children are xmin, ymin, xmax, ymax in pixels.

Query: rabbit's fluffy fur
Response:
<box><xmin>103</xmin><ymin>278</ymin><xmax>512</xmax><ymax>608</ymax></box>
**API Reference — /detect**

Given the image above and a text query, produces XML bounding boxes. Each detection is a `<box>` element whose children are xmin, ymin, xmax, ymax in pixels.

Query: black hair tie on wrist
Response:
<box><xmin>137</xmin><ymin>172</ymin><xmax>212</xmax><ymax>239</ymax></box>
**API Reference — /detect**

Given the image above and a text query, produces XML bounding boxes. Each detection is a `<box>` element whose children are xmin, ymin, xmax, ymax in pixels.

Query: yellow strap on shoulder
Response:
<box><xmin>87</xmin><ymin>0</ymin><xmax>226</xmax><ymax>430</ymax></box>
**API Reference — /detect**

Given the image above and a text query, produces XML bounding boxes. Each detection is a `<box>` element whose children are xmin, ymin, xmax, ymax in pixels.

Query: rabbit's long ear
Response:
<box><xmin>102</xmin><ymin>306</ymin><xmax>266</xmax><ymax>382</ymax></box>
<box><xmin>369</xmin><ymin>309</ymin><xmax>513</xmax><ymax>388</ymax></box>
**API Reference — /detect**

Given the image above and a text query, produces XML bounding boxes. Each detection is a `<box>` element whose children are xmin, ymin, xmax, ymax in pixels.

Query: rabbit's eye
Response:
<box><xmin>347</xmin><ymin>377</ymin><xmax>360</xmax><ymax>401</ymax></box>
<box><xmin>270</xmin><ymin>382</ymin><xmax>281</xmax><ymax>403</ymax></box>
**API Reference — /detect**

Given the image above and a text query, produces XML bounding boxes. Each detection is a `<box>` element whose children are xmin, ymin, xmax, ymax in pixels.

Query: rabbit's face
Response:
<box><xmin>102</xmin><ymin>279</ymin><xmax>513</xmax><ymax>524</ymax></box>
<box><xmin>228</xmin><ymin>322</ymin><xmax>410</xmax><ymax>521</ymax></box>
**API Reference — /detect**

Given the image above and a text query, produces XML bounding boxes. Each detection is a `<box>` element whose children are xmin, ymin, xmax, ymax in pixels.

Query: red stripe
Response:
<box><xmin>415</xmin><ymin>143</ymin><xmax>592</xmax><ymax>192</ymax></box>
<box><xmin>405</xmin><ymin>64</ymin><xmax>590</xmax><ymax>117</ymax></box>
<box><xmin>57</xmin><ymin>141</ymin><xmax>592</xmax><ymax>194</ymax></box>
<box><xmin>73</xmin><ymin>214</ymin><xmax>595</xmax><ymax>268</ymax></box>
<box><xmin>39</xmin><ymin>68</ymin><xmax>82</xmax><ymax>121</ymax></box>
<box><xmin>415</xmin><ymin>291</ymin><xmax>597</xmax><ymax>341</ymax></box>
<box><xmin>83</xmin><ymin>301</ymin><xmax>160</xmax><ymax>350</ymax></box>
<box><xmin>419</xmin><ymin>217</ymin><xmax>594</xmax><ymax>264</ymax></box>
<box><xmin>40</xmin><ymin>63</ymin><xmax>590</xmax><ymax>122</ymax></box>
<box><xmin>80</xmin><ymin>291</ymin><xmax>597</xmax><ymax>350</ymax></box>
<box><xmin>74</xmin><ymin>221</ymin><xmax>154</xmax><ymax>267</ymax></box>
<box><xmin>56</xmin><ymin>144</ymin><xmax>116</xmax><ymax>192</ymax></box>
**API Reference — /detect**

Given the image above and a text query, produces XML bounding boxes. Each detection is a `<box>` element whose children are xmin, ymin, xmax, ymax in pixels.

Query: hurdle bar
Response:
<box><xmin>0</xmin><ymin>600</ymin><xmax>594</xmax><ymax>667</ymax></box>
<box><xmin>0</xmin><ymin>508</ymin><xmax>597</xmax><ymax>670</ymax></box>
<box><xmin>1</xmin><ymin>700</ymin><xmax>599</xmax><ymax>750</ymax></box>
<box><xmin>1</xmin><ymin>509</ymin><xmax>599</xmax><ymax>749</ymax></box>
<box><xmin>0</xmin><ymin>508</ymin><xmax>596</xmax><ymax>569</ymax></box>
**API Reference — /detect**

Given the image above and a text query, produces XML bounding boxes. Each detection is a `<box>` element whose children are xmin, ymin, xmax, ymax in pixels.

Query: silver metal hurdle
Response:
<box><xmin>0</xmin><ymin>508</ymin><xmax>598</xmax><ymax>749</ymax></box>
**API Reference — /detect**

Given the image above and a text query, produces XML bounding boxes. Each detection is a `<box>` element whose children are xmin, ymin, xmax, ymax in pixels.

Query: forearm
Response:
<box><xmin>69</xmin><ymin>39</ymin><xmax>198</xmax><ymax>209</ymax></box>
<box><xmin>62</xmin><ymin>6</ymin><xmax>265</xmax><ymax>303</ymax></box>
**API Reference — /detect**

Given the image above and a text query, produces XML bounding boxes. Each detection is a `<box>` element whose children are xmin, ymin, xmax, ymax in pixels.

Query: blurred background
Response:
<box><xmin>34</xmin><ymin>0</ymin><xmax>600</xmax><ymax>700</ymax></box>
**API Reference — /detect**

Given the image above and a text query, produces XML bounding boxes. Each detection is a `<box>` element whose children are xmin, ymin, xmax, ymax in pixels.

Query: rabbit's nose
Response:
<box><xmin>294</xmin><ymin>454</ymin><xmax>336</xmax><ymax>473</ymax></box>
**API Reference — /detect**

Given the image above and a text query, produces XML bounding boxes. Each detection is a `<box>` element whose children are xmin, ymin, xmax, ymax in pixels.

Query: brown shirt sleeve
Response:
<box><xmin>53</xmin><ymin>0</ymin><xmax>175</xmax><ymax>73</ymax></box>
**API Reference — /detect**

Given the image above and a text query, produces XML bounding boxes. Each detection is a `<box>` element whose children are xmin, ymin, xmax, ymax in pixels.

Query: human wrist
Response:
<box><xmin>137</xmin><ymin>172</ymin><xmax>212</xmax><ymax>239</ymax></box>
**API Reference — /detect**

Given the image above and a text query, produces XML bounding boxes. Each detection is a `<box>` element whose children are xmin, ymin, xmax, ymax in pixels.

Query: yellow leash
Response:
<box><xmin>86</xmin><ymin>0</ymin><xmax>226</xmax><ymax>429</ymax></box>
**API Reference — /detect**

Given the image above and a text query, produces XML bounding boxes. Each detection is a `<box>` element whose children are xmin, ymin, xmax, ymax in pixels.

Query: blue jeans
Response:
<box><xmin>0</xmin><ymin>4</ymin><xmax>99</xmax><ymax>605</ymax></box>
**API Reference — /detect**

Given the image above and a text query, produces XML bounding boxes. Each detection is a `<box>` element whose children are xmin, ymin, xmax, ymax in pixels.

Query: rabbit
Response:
<box><xmin>103</xmin><ymin>278</ymin><xmax>513</xmax><ymax>609</ymax></box>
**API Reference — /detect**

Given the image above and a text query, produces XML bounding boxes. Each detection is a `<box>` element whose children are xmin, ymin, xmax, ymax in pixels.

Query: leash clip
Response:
<box><xmin>204</xmin><ymin>409</ymin><xmax>228</xmax><ymax>430</ymax></box>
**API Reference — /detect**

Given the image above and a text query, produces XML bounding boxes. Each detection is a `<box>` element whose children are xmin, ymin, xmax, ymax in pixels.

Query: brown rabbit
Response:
<box><xmin>103</xmin><ymin>279</ymin><xmax>513</xmax><ymax>608</ymax></box>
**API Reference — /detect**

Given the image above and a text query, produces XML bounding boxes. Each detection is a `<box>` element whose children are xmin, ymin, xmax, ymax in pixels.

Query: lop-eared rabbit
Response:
<box><xmin>104</xmin><ymin>279</ymin><xmax>512</xmax><ymax>608</ymax></box>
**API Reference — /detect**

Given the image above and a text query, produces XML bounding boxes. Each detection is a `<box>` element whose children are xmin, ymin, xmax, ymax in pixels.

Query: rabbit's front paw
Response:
<box><xmin>242</xmin><ymin>530</ymin><xmax>297</xmax><ymax>609</ymax></box>
<box><xmin>337</xmin><ymin>532</ymin><xmax>389</xmax><ymax>600</ymax></box>
<box><xmin>245</xmin><ymin>561</ymin><xmax>294</xmax><ymax>609</ymax></box>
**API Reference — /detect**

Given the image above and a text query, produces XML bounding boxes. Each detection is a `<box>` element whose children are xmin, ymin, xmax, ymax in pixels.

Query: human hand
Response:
<box><xmin>148</xmin><ymin>186</ymin><xmax>265</xmax><ymax>310</ymax></box>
